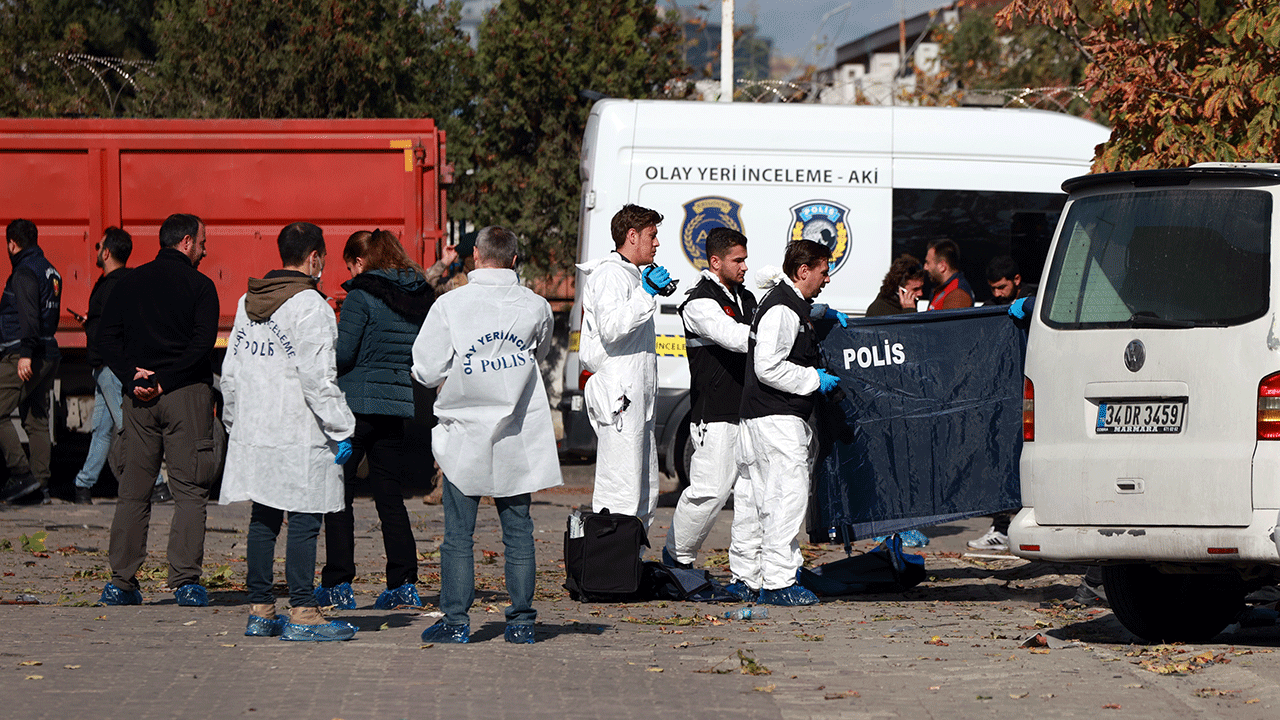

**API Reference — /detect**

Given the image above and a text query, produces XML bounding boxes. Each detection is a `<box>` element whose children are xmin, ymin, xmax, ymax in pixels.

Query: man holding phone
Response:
<box><xmin>71</xmin><ymin>228</ymin><xmax>168</xmax><ymax>505</ymax></box>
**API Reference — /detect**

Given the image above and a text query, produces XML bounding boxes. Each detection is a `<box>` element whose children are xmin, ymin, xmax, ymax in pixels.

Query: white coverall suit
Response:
<box><xmin>665</xmin><ymin>269</ymin><xmax>751</xmax><ymax>567</ymax></box>
<box><xmin>735</xmin><ymin>277</ymin><xmax>821</xmax><ymax>591</ymax></box>
<box><xmin>577</xmin><ymin>252</ymin><xmax>660</xmax><ymax>529</ymax></box>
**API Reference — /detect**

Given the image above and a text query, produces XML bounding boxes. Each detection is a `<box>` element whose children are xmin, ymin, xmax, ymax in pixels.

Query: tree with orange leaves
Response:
<box><xmin>999</xmin><ymin>0</ymin><xmax>1275</xmax><ymax>171</ymax></box>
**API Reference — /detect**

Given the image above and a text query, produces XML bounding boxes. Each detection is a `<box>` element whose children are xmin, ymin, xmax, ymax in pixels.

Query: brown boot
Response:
<box><xmin>288</xmin><ymin>606</ymin><xmax>326</xmax><ymax>626</ymax></box>
<box><xmin>249</xmin><ymin>603</ymin><xmax>276</xmax><ymax>619</ymax></box>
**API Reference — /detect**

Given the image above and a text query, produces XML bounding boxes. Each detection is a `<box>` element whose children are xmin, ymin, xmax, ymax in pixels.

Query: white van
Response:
<box><xmin>1011</xmin><ymin>164</ymin><xmax>1280</xmax><ymax>642</ymax></box>
<box><xmin>559</xmin><ymin>99</ymin><xmax>1110</xmax><ymax>486</ymax></box>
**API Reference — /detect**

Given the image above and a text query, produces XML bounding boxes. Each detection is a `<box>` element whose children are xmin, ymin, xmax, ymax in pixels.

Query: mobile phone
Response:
<box><xmin>136</xmin><ymin>376</ymin><xmax>156</xmax><ymax>390</ymax></box>
<box><xmin>69</xmin><ymin>309</ymin><xmax>86</xmax><ymax>323</ymax></box>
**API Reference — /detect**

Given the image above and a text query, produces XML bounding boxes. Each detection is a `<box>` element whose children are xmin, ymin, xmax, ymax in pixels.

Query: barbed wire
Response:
<box><xmin>47</xmin><ymin>53</ymin><xmax>156</xmax><ymax>115</ymax></box>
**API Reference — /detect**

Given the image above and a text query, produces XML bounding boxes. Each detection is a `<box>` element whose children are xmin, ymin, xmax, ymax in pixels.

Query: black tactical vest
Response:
<box><xmin>740</xmin><ymin>282</ymin><xmax>819</xmax><ymax>421</ymax></box>
<box><xmin>679</xmin><ymin>276</ymin><xmax>757</xmax><ymax>424</ymax></box>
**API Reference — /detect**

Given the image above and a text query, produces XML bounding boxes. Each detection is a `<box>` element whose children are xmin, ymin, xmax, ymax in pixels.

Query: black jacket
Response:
<box><xmin>98</xmin><ymin>248</ymin><xmax>219</xmax><ymax>396</ymax></box>
<box><xmin>0</xmin><ymin>245</ymin><xmax>61</xmax><ymax>360</ymax></box>
<box><xmin>85</xmin><ymin>267</ymin><xmax>131</xmax><ymax>367</ymax></box>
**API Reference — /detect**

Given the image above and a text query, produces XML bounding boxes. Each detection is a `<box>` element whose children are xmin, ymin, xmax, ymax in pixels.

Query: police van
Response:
<box><xmin>1011</xmin><ymin>164</ymin><xmax>1280</xmax><ymax>642</ymax></box>
<box><xmin>559</xmin><ymin>99</ymin><xmax>1109</xmax><ymax>486</ymax></box>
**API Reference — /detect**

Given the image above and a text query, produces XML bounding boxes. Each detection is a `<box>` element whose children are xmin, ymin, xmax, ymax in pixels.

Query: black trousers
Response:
<box><xmin>321</xmin><ymin>413</ymin><xmax>418</xmax><ymax>590</ymax></box>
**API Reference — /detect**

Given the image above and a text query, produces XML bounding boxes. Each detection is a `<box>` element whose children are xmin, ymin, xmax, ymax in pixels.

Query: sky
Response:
<box><xmin>674</xmin><ymin>0</ymin><xmax>952</xmax><ymax>66</ymax></box>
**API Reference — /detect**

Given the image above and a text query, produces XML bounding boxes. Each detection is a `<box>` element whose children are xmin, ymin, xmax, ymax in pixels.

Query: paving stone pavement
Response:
<box><xmin>4</xmin><ymin>463</ymin><xmax>1280</xmax><ymax>719</ymax></box>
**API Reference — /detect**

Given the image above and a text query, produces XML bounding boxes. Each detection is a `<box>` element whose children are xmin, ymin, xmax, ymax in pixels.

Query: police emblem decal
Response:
<box><xmin>680</xmin><ymin>196</ymin><xmax>745</xmax><ymax>270</ymax></box>
<box><xmin>789</xmin><ymin>201</ymin><xmax>850</xmax><ymax>274</ymax></box>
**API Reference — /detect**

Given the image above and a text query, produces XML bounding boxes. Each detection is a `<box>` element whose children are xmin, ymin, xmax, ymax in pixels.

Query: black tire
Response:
<box><xmin>674</xmin><ymin>418</ymin><xmax>693</xmax><ymax>491</ymax></box>
<box><xmin>1102</xmin><ymin>564</ymin><xmax>1244</xmax><ymax>643</ymax></box>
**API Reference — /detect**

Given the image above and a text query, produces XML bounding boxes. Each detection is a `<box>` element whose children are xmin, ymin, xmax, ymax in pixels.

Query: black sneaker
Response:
<box><xmin>0</xmin><ymin>473</ymin><xmax>40</xmax><ymax>503</ymax></box>
<box><xmin>151</xmin><ymin>483</ymin><xmax>173</xmax><ymax>504</ymax></box>
<box><xmin>73</xmin><ymin>486</ymin><xmax>93</xmax><ymax>505</ymax></box>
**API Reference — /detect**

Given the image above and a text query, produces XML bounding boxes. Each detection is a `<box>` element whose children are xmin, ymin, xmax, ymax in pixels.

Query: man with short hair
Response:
<box><xmin>96</xmin><ymin>213</ymin><xmax>221</xmax><ymax>607</ymax></box>
<box><xmin>220</xmin><ymin>221</ymin><xmax>357</xmax><ymax>641</ymax></box>
<box><xmin>0</xmin><ymin>219</ymin><xmax>62</xmax><ymax>505</ymax></box>
<box><xmin>967</xmin><ymin>254</ymin><xmax>1038</xmax><ymax>552</ymax></box>
<box><xmin>72</xmin><ymin>228</ymin><xmax>167</xmax><ymax>505</ymax></box>
<box><xmin>663</xmin><ymin>227</ymin><xmax>757</xmax><ymax>589</ymax></box>
<box><xmin>924</xmin><ymin>239</ymin><xmax>974</xmax><ymax>310</ymax></box>
<box><xmin>736</xmin><ymin>239</ymin><xmax>841</xmax><ymax>607</ymax></box>
<box><xmin>412</xmin><ymin>225</ymin><xmax>562</xmax><ymax>645</ymax></box>
<box><xmin>577</xmin><ymin>204</ymin><xmax>673</xmax><ymax>530</ymax></box>
<box><xmin>985</xmin><ymin>254</ymin><xmax>1036</xmax><ymax>304</ymax></box>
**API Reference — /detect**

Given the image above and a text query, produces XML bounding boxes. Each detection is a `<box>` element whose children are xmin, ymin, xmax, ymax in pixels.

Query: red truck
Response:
<box><xmin>0</xmin><ymin>118</ymin><xmax>449</xmax><ymax>433</ymax></box>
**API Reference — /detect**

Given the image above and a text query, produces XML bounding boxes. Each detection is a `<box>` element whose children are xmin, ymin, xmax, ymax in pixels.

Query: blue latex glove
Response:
<box><xmin>641</xmin><ymin>265</ymin><xmax>671</xmax><ymax>296</ymax></box>
<box><xmin>335</xmin><ymin>439</ymin><xmax>353</xmax><ymax>465</ymax></box>
<box><xmin>1008</xmin><ymin>296</ymin><xmax>1034</xmax><ymax>320</ymax></box>
<box><xmin>824</xmin><ymin>307</ymin><xmax>848</xmax><ymax>327</ymax></box>
<box><xmin>816</xmin><ymin>368</ymin><xmax>840</xmax><ymax>395</ymax></box>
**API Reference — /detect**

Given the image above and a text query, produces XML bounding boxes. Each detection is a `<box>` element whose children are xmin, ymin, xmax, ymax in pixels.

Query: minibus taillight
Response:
<box><xmin>1023</xmin><ymin>377</ymin><xmax>1034</xmax><ymax>442</ymax></box>
<box><xmin>1258</xmin><ymin>372</ymin><xmax>1280</xmax><ymax>439</ymax></box>
<box><xmin>579</xmin><ymin>370</ymin><xmax>593</xmax><ymax>391</ymax></box>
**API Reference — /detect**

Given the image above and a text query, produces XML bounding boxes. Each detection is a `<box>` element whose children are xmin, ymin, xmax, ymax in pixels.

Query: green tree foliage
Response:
<box><xmin>466</xmin><ymin>0</ymin><xmax>688</xmax><ymax>279</ymax></box>
<box><xmin>0</xmin><ymin>0</ymin><xmax>157</xmax><ymax>116</ymax></box>
<box><xmin>999</xmin><ymin>0</ymin><xmax>1264</xmax><ymax>171</ymax></box>
<box><xmin>146</xmin><ymin>0</ymin><xmax>473</xmax><ymax>121</ymax></box>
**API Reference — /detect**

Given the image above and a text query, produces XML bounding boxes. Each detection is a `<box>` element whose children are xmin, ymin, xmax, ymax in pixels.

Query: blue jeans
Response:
<box><xmin>246</xmin><ymin>502</ymin><xmax>322</xmax><ymax>608</ymax></box>
<box><xmin>75</xmin><ymin>367</ymin><xmax>163</xmax><ymax>490</ymax></box>
<box><xmin>440</xmin><ymin>479</ymin><xmax>536</xmax><ymax>626</ymax></box>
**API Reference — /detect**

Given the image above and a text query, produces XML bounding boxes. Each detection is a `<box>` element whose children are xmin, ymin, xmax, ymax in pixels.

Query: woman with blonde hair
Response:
<box><xmin>315</xmin><ymin>229</ymin><xmax>434</xmax><ymax>610</ymax></box>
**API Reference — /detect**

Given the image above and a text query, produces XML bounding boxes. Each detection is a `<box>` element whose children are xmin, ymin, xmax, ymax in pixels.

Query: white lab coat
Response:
<box><xmin>220</xmin><ymin>289</ymin><xmax>354</xmax><ymax>513</ymax></box>
<box><xmin>734</xmin><ymin>277</ymin><xmax>820</xmax><ymax>590</ymax></box>
<box><xmin>410</xmin><ymin>268</ymin><xmax>562</xmax><ymax>498</ymax></box>
<box><xmin>577</xmin><ymin>252</ymin><xmax>660</xmax><ymax>527</ymax></box>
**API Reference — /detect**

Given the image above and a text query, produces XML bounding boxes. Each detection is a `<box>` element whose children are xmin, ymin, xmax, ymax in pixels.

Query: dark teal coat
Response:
<box><xmin>336</xmin><ymin>268</ymin><xmax>433</xmax><ymax>417</ymax></box>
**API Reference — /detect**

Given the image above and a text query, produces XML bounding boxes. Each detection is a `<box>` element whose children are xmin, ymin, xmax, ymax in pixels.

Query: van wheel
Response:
<box><xmin>674</xmin><ymin>419</ymin><xmax>692</xmax><ymax>491</ymax></box>
<box><xmin>1102</xmin><ymin>564</ymin><xmax>1243</xmax><ymax>643</ymax></box>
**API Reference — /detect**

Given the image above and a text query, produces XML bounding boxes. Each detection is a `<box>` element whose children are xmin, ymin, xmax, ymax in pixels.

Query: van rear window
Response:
<box><xmin>1042</xmin><ymin>189</ymin><xmax>1271</xmax><ymax>329</ymax></box>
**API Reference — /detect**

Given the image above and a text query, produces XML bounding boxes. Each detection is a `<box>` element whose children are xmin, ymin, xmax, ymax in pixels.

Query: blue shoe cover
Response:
<box><xmin>504</xmin><ymin>624</ymin><xmax>536</xmax><ymax>644</ymax></box>
<box><xmin>280</xmin><ymin>620</ymin><xmax>357</xmax><ymax>642</ymax></box>
<box><xmin>420</xmin><ymin>619</ymin><xmax>469</xmax><ymax>644</ymax></box>
<box><xmin>757</xmin><ymin>584</ymin><xmax>820</xmax><ymax>607</ymax></box>
<box><xmin>900</xmin><ymin>529</ymin><xmax>931</xmax><ymax>548</ymax></box>
<box><xmin>174</xmin><ymin>584</ymin><xmax>209</xmax><ymax>607</ymax></box>
<box><xmin>374</xmin><ymin>582</ymin><xmax>423</xmax><ymax>610</ymax></box>
<box><xmin>723</xmin><ymin>581</ymin><xmax>757</xmax><ymax>603</ymax></box>
<box><xmin>245</xmin><ymin>614</ymin><xmax>288</xmax><ymax>637</ymax></box>
<box><xmin>661</xmin><ymin>547</ymin><xmax>692</xmax><ymax>569</ymax></box>
<box><xmin>314</xmin><ymin>582</ymin><xmax>357</xmax><ymax>610</ymax></box>
<box><xmin>98</xmin><ymin>583</ymin><xmax>142</xmax><ymax>606</ymax></box>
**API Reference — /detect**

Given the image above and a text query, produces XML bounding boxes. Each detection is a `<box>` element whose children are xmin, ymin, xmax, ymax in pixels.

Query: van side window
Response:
<box><xmin>892</xmin><ymin>189</ymin><xmax>1065</xmax><ymax>303</ymax></box>
<box><xmin>1041</xmin><ymin>189</ymin><xmax>1271</xmax><ymax>329</ymax></box>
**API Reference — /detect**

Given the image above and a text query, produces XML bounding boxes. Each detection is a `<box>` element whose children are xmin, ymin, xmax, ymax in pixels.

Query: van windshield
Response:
<box><xmin>1042</xmin><ymin>188</ymin><xmax>1271</xmax><ymax>329</ymax></box>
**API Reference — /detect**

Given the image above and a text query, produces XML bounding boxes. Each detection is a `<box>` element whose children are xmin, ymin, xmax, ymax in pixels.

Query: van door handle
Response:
<box><xmin>1115</xmin><ymin>478</ymin><xmax>1145</xmax><ymax>494</ymax></box>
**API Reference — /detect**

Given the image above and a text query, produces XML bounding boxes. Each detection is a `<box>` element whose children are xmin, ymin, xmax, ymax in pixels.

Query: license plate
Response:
<box><xmin>1096</xmin><ymin>401</ymin><xmax>1185</xmax><ymax>434</ymax></box>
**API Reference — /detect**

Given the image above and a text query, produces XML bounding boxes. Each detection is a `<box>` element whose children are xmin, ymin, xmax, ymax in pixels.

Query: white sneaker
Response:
<box><xmin>966</xmin><ymin>526</ymin><xmax>1009</xmax><ymax>551</ymax></box>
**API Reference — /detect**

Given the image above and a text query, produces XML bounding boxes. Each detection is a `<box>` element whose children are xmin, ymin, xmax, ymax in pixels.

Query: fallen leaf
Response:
<box><xmin>1247</xmin><ymin>698</ymin><xmax>1260</xmax><ymax>704</ymax></box>
<box><xmin>1030</xmin><ymin>648</ymin><xmax>1051</xmax><ymax>655</ymax></box>
<box><xmin>754</xmin><ymin>684</ymin><xmax>776</xmax><ymax>693</ymax></box>
<box><xmin>646</xmin><ymin>667</ymin><xmax>664</xmax><ymax>673</ymax></box>
<box><xmin>220</xmin><ymin>643</ymin><xmax>236</xmax><ymax>648</ymax></box>
<box><xmin>929</xmin><ymin>686</ymin><xmax>941</xmax><ymax>691</ymax></box>
<box><xmin>1123</xmin><ymin>683</ymin><xmax>1143</xmax><ymax>689</ymax></box>
<box><xmin>926</xmin><ymin>635</ymin><xmax>949</xmax><ymax>646</ymax></box>
<box><xmin>1009</xmin><ymin>692</ymin><xmax>1028</xmax><ymax>699</ymax></box>
<box><xmin>182</xmin><ymin>620</ymin><xmax>197</xmax><ymax>626</ymax></box>
<box><xmin>1103</xmin><ymin>704</ymin><xmax>1121</xmax><ymax>710</ymax></box>
<box><xmin>18</xmin><ymin>661</ymin><xmax>42</xmax><ymax>666</ymax></box>
<box><xmin>824</xmin><ymin>690</ymin><xmax>858</xmax><ymax>699</ymax></box>
<box><xmin>25</xmin><ymin>675</ymin><xmax>42</xmax><ymax>680</ymax></box>
<box><xmin>63</xmin><ymin>665</ymin><xmax>80</xmax><ymax>670</ymax></box>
